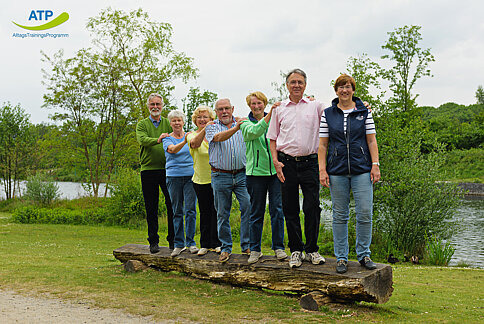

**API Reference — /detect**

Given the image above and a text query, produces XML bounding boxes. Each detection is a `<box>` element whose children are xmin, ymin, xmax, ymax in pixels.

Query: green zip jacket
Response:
<box><xmin>136</xmin><ymin>117</ymin><xmax>172</xmax><ymax>171</ymax></box>
<box><xmin>240</xmin><ymin>112</ymin><xmax>276</xmax><ymax>176</ymax></box>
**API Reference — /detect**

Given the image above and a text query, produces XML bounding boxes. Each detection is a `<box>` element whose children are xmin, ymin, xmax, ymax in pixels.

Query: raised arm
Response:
<box><xmin>166</xmin><ymin>135</ymin><xmax>188</xmax><ymax>154</ymax></box>
<box><xmin>212</xmin><ymin>119</ymin><xmax>245</xmax><ymax>142</ymax></box>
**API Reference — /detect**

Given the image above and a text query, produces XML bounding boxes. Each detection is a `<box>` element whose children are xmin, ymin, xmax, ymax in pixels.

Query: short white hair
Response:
<box><xmin>167</xmin><ymin>110</ymin><xmax>186</xmax><ymax>123</ymax></box>
<box><xmin>146</xmin><ymin>93</ymin><xmax>164</xmax><ymax>107</ymax></box>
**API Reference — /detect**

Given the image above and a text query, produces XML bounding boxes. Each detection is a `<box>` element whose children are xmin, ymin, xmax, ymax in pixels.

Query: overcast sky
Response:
<box><xmin>2</xmin><ymin>0</ymin><xmax>483</xmax><ymax>123</ymax></box>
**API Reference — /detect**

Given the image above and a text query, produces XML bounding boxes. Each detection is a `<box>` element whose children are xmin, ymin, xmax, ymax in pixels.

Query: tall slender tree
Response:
<box><xmin>381</xmin><ymin>25</ymin><xmax>434</xmax><ymax>112</ymax></box>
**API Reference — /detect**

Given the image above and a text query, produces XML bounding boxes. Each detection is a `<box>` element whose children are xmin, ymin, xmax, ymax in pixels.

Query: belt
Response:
<box><xmin>278</xmin><ymin>152</ymin><xmax>318</xmax><ymax>162</ymax></box>
<box><xmin>211</xmin><ymin>167</ymin><xmax>245</xmax><ymax>174</ymax></box>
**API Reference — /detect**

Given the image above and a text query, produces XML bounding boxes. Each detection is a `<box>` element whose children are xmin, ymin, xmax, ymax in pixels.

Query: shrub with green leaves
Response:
<box><xmin>12</xmin><ymin>206</ymin><xmax>107</xmax><ymax>225</ymax></box>
<box><xmin>374</xmin><ymin>114</ymin><xmax>461</xmax><ymax>257</ymax></box>
<box><xmin>24</xmin><ymin>173</ymin><xmax>60</xmax><ymax>206</ymax></box>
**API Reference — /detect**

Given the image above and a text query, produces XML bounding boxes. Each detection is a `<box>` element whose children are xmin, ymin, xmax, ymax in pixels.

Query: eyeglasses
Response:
<box><xmin>149</xmin><ymin>102</ymin><xmax>163</xmax><ymax>107</ymax></box>
<box><xmin>337</xmin><ymin>85</ymin><xmax>353</xmax><ymax>90</ymax></box>
<box><xmin>216</xmin><ymin>106</ymin><xmax>232</xmax><ymax>111</ymax></box>
<box><xmin>196</xmin><ymin>115</ymin><xmax>211</xmax><ymax>119</ymax></box>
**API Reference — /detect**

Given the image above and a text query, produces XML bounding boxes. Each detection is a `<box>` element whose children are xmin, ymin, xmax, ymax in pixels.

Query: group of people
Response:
<box><xmin>136</xmin><ymin>68</ymin><xmax>381</xmax><ymax>274</ymax></box>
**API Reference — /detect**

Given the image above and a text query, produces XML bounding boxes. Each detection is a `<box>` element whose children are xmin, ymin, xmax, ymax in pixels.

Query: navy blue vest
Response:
<box><xmin>324</xmin><ymin>97</ymin><xmax>372</xmax><ymax>175</ymax></box>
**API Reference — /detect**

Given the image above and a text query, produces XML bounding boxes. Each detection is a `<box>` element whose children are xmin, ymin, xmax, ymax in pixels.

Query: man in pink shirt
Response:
<box><xmin>267</xmin><ymin>68</ymin><xmax>326</xmax><ymax>268</ymax></box>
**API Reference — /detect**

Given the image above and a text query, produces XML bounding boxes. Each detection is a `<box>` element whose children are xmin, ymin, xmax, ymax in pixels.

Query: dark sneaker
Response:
<box><xmin>336</xmin><ymin>259</ymin><xmax>348</xmax><ymax>274</ymax></box>
<box><xmin>149</xmin><ymin>244</ymin><xmax>160</xmax><ymax>254</ymax></box>
<box><xmin>359</xmin><ymin>256</ymin><xmax>377</xmax><ymax>270</ymax></box>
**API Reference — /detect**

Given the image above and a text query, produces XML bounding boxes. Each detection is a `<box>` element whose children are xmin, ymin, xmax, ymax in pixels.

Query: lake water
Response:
<box><xmin>2</xmin><ymin>181</ymin><xmax>483</xmax><ymax>267</ymax></box>
<box><xmin>318</xmin><ymin>196</ymin><xmax>483</xmax><ymax>268</ymax></box>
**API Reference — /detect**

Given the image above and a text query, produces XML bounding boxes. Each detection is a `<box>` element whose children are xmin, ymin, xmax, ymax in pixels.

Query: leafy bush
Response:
<box><xmin>24</xmin><ymin>173</ymin><xmax>60</xmax><ymax>206</ymax></box>
<box><xmin>12</xmin><ymin>206</ymin><xmax>108</xmax><ymax>225</ymax></box>
<box><xmin>425</xmin><ymin>234</ymin><xmax>455</xmax><ymax>266</ymax></box>
<box><xmin>106</xmin><ymin>168</ymin><xmax>146</xmax><ymax>226</ymax></box>
<box><xmin>374</xmin><ymin>114</ymin><xmax>461</xmax><ymax>257</ymax></box>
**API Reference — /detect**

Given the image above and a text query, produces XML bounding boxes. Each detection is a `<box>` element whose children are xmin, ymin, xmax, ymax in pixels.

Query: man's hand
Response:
<box><xmin>319</xmin><ymin>169</ymin><xmax>329</xmax><ymax>187</ymax></box>
<box><xmin>157</xmin><ymin>133</ymin><xmax>169</xmax><ymax>143</ymax></box>
<box><xmin>363</xmin><ymin>101</ymin><xmax>372</xmax><ymax>112</ymax></box>
<box><xmin>274</xmin><ymin>160</ymin><xmax>285</xmax><ymax>183</ymax></box>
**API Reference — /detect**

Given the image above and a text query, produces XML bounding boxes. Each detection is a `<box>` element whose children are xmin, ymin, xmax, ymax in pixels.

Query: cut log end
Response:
<box><xmin>124</xmin><ymin>259</ymin><xmax>148</xmax><ymax>273</ymax></box>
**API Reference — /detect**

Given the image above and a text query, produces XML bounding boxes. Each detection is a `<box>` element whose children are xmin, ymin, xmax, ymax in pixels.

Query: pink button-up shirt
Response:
<box><xmin>266</xmin><ymin>97</ymin><xmax>325</xmax><ymax>157</ymax></box>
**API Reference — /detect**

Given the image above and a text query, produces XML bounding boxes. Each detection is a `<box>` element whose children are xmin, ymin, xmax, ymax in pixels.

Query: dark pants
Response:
<box><xmin>141</xmin><ymin>169</ymin><xmax>174</xmax><ymax>246</ymax></box>
<box><xmin>193</xmin><ymin>183</ymin><xmax>221</xmax><ymax>249</ymax></box>
<box><xmin>278</xmin><ymin>153</ymin><xmax>321</xmax><ymax>253</ymax></box>
<box><xmin>246</xmin><ymin>175</ymin><xmax>285</xmax><ymax>252</ymax></box>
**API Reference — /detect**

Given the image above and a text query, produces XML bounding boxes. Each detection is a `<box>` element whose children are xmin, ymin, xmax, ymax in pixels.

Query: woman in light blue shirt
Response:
<box><xmin>162</xmin><ymin>110</ymin><xmax>198</xmax><ymax>257</ymax></box>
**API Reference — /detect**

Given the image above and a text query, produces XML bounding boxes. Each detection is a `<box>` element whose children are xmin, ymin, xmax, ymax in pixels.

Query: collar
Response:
<box><xmin>248</xmin><ymin>111</ymin><xmax>267</xmax><ymax>122</ymax></box>
<box><xmin>330</xmin><ymin>96</ymin><xmax>366</xmax><ymax>112</ymax></box>
<box><xmin>284</xmin><ymin>96</ymin><xmax>310</xmax><ymax>106</ymax></box>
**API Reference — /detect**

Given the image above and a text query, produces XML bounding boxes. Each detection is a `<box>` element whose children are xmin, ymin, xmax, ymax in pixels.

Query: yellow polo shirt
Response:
<box><xmin>186</xmin><ymin>132</ymin><xmax>211</xmax><ymax>185</ymax></box>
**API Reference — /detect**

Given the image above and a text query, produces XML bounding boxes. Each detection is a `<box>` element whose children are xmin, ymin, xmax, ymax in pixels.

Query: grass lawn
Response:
<box><xmin>0</xmin><ymin>212</ymin><xmax>482</xmax><ymax>323</ymax></box>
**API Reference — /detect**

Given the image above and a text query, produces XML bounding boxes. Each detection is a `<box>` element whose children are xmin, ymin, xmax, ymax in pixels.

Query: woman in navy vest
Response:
<box><xmin>318</xmin><ymin>74</ymin><xmax>381</xmax><ymax>274</ymax></box>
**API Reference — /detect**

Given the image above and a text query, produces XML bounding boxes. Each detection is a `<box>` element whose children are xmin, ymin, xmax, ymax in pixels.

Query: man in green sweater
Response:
<box><xmin>136</xmin><ymin>93</ymin><xmax>174</xmax><ymax>253</ymax></box>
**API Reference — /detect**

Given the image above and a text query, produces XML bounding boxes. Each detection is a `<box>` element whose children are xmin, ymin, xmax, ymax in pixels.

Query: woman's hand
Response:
<box><xmin>370</xmin><ymin>165</ymin><xmax>381</xmax><ymax>184</ymax></box>
<box><xmin>319</xmin><ymin>169</ymin><xmax>330</xmax><ymax>187</ymax></box>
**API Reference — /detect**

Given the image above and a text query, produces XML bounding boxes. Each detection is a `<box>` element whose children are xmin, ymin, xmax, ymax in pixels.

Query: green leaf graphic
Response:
<box><xmin>12</xmin><ymin>12</ymin><xmax>69</xmax><ymax>31</ymax></box>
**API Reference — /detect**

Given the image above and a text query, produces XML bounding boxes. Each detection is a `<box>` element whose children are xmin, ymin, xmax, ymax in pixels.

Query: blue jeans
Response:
<box><xmin>211</xmin><ymin>171</ymin><xmax>251</xmax><ymax>253</ymax></box>
<box><xmin>166</xmin><ymin>176</ymin><xmax>197</xmax><ymax>249</ymax></box>
<box><xmin>329</xmin><ymin>172</ymin><xmax>373</xmax><ymax>262</ymax></box>
<box><xmin>246</xmin><ymin>175</ymin><xmax>285</xmax><ymax>252</ymax></box>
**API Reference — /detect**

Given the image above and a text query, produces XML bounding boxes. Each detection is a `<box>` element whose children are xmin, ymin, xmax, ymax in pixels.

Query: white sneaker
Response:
<box><xmin>170</xmin><ymin>247</ymin><xmax>186</xmax><ymax>257</ymax></box>
<box><xmin>197</xmin><ymin>248</ymin><xmax>209</xmax><ymax>256</ymax></box>
<box><xmin>247</xmin><ymin>251</ymin><xmax>263</xmax><ymax>264</ymax></box>
<box><xmin>188</xmin><ymin>246</ymin><xmax>199</xmax><ymax>254</ymax></box>
<box><xmin>289</xmin><ymin>251</ymin><xmax>304</xmax><ymax>268</ymax></box>
<box><xmin>274</xmin><ymin>249</ymin><xmax>288</xmax><ymax>260</ymax></box>
<box><xmin>305</xmin><ymin>251</ymin><xmax>326</xmax><ymax>265</ymax></box>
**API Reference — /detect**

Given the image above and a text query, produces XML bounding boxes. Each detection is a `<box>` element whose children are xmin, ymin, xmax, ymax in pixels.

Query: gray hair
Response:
<box><xmin>285</xmin><ymin>68</ymin><xmax>307</xmax><ymax>83</ymax></box>
<box><xmin>167</xmin><ymin>110</ymin><xmax>186</xmax><ymax>123</ymax></box>
<box><xmin>214</xmin><ymin>98</ymin><xmax>232</xmax><ymax>110</ymax></box>
<box><xmin>146</xmin><ymin>93</ymin><xmax>164</xmax><ymax>107</ymax></box>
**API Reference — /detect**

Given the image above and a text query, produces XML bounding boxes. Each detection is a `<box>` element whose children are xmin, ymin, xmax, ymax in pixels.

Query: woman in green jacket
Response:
<box><xmin>240</xmin><ymin>91</ymin><xmax>286</xmax><ymax>264</ymax></box>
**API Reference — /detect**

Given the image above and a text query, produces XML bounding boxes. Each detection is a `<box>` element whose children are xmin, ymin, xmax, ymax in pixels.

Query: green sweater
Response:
<box><xmin>136</xmin><ymin>117</ymin><xmax>172</xmax><ymax>171</ymax></box>
<box><xmin>240</xmin><ymin>116</ymin><xmax>276</xmax><ymax>176</ymax></box>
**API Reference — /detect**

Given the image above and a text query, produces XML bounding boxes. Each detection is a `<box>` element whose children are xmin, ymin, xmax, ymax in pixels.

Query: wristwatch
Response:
<box><xmin>372</xmin><ymin>162</ymin><xmax>380</xmax><ymax>166</ymax></box>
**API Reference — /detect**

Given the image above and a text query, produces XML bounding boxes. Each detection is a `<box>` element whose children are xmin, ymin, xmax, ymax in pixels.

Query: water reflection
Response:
<box><xmin>0</xmin><ymin>181</ymin><xmax>109</xmax><ymax>200</ymax></box>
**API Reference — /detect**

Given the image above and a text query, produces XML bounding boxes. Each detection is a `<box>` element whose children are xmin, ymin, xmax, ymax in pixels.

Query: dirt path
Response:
<box><xmin>0</xmin><ymin>290</ymin><xmax>167</xmax><ymax>323</ymax></box>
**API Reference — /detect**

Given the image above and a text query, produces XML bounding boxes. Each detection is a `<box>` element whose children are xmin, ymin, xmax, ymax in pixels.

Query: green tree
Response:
<box><xmin>42</xmin><ymin>8</ymin><xmax>197</xmax><ymax>196</ymax></box>
<box><xmin>0</xmin><ymin>103</ymin><xmax>31</xmax><ymax>199</ymax></box>
<box><xmin>42</xmin><ymin>49</ymin><xmax>137</xmax><ymax>197</ymax></box>
<box><xmin>181</xmin><ymin>87</ymin><xmax>218</xmax><ymax>131</ymax></box>
<box><xmin>381</xmin><ymin>25</ymin><xmax>435</xmax><ymax>112</ymax></box>
<box><xmin>86</xmin><ymin>8</ymin><xmax>198</xmax><ymax>118</ymax></box>
<box><xmin>269</xmin><ymin>70</ymin><xmax>290</xmax><ymax>103</ymax></box>
<box><xmin>344</xmin><ymin>53</ymin><xmax>386</xmax><ymax>114</ymax></box>
<box><xmin>476</xmin><ymin>85</ymin><xmax>484</xmax><ymax>105</ymax></box>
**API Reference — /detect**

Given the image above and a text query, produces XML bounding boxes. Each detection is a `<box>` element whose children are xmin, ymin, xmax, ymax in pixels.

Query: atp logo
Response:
<box><xmin>13</xmin><ymin>10</ymin><xmax>69</xmax><ymax>31</ymax></box>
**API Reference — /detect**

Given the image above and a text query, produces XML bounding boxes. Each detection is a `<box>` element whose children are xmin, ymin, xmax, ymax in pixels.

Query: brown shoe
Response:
<box><xmin>242</xmin><ymin>249</ymin><xmax>251</xmax><ymax>255</ymax></box>
<box><xmin>219</xmin><ymin>251</ymin><xmax>231</xmax><ymax>263</ymax></box>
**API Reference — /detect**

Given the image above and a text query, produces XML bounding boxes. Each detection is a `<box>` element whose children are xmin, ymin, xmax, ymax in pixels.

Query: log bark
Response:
<box><xmin>124</xmin><ymin>260</ymin><xmax>148</xmax><ymax>273</ymax></box>
<box><xmin>113</xmin><ymin>244</ymin><xmax>393</xmax><ymax>304</ymax></box>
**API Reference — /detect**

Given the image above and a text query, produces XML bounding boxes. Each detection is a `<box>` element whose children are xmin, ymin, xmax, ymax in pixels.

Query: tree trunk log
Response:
<box><xmin>113</xmin><ymin>244</ymin><xmax>393</xmax><ymax>304</ymax></box>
